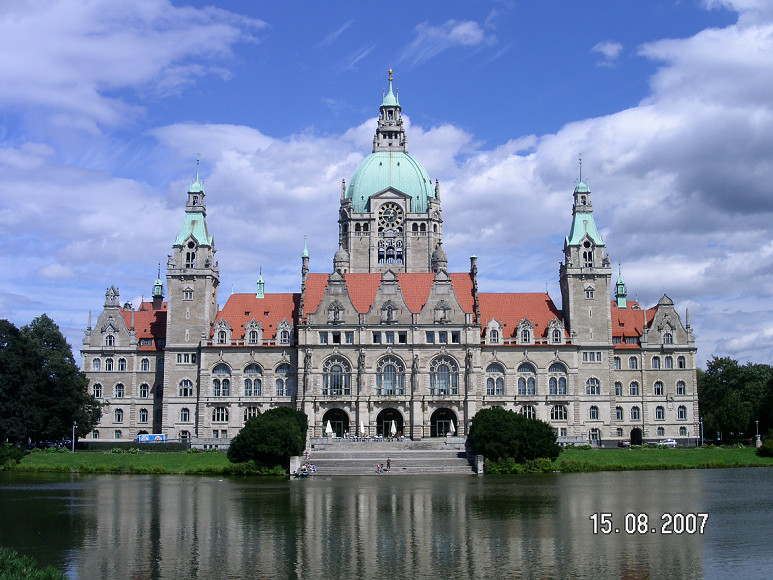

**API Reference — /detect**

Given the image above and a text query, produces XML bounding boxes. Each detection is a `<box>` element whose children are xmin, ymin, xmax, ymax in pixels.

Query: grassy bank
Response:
<box><xmin>13</xmin><ymin>449</ymin><xmax>284</xmax><ymax>476</ymax></box>
<box><xmin>553</xmin><ymin>446</ymin><xmax>773</xmax><ymax>473</ymax></box>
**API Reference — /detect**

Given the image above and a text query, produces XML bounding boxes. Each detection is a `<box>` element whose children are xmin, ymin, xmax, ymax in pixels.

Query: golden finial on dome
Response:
<box><xmin>388</xmin><ymin>68</ymin><xmax>393</xmax><ymax>81</ymax></box>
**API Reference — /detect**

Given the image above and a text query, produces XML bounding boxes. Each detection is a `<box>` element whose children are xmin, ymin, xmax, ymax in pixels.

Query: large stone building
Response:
<box><xmin>82</xmin><ymin>71</ymin><xmax>698</xmax><ymax>446</ymax></box>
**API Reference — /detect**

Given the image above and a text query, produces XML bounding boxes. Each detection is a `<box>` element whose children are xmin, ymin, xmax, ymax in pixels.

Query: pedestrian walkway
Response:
<box><xmin>303</xmin><ymin>437</ymin><xmax>476</xmax><ymax>475</ymax></box>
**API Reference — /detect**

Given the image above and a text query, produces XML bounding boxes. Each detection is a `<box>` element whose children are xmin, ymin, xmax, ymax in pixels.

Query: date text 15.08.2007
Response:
<box><xmin>589</xmin><ymin>512</ymin><xmax>708</xmax><ymax>535</ymax></box>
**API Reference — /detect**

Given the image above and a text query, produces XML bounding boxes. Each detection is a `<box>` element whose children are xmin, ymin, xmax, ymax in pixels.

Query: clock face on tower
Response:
<box><xmin>378</xmin><ymin>202</ymin><xmax>404</xmax><ymax>228</ymax></box>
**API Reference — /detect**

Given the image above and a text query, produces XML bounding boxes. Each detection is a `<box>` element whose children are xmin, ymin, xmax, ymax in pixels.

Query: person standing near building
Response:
<box><xmin>386</xmin><ymin>457</ymin><xmax>391</xmax><ymax>472</ymax></box>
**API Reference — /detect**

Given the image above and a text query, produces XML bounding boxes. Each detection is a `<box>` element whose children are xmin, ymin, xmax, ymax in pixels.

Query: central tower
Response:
<box><xmin>336</xmin><ymin>70</ymin><xmax>443</xmax><ymax>274</ymax></box>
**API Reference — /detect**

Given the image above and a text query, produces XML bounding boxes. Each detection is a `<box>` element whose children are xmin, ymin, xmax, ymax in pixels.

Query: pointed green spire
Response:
<box><xmin>256</xmin><ymin>268</ymin><xmax>265</xmax><ymax>299</ymax></box>
<box><xmin>382</xmin><ymin>68</ymin><xmax>399</xmax><ymax>107</ymax></box>
<box><xmin>153</xmin><ymin>264</ymin><xmax>164</xmax><ymax>298</ymax></box>
<box><xmin>302</xmin><ymin>235</ymin><xmax>309</xmax><ymax>258</ymax></box>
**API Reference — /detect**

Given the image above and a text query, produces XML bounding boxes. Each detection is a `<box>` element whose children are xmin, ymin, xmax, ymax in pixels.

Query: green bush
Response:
<box><xmin>468</xmin><ymin>407</ymin><xmax>561</xmax><ymax>463</ymax></box>
<box><xmin>0</xmin><ymin>443</ymin><xmax>27</xmax><ymax>469</ymax></box>
<box><xmin>227</xmin><ymin>407</ymin><xmax>308</xmax><ymax>468</ymax></box>
<box><xmin>0</xmin><ymin>547</ymin><xmax>64</xmax><ymax>579</ymax></box>
<box><xmin>756</xmin><ymin>439</ymin><xmax>773</xmax><ymax>458</ymax></box>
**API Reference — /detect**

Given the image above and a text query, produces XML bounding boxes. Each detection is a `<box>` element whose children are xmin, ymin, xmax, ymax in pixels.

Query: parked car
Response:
<box><xmin>617</xmin><ymin>441</ymin><xmax>631</xmax><ymax>447</ymax></box>
<box><xmin>658</xmin><ymin>439</ymin><xmax>677</xmax><ymax>448</ymax></box>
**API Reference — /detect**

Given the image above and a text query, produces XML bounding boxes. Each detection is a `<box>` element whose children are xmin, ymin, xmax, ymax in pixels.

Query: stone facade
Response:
<box><xmin>81</xmin><ymin>72</ymin><xmax>699</xmax><ymax>446</ymax></box>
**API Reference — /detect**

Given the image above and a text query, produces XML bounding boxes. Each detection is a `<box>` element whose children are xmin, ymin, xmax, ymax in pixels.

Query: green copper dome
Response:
<box><xmin>346</xmin><ymin>151</ymin><xmax>435</xmax><ymax>213</ymax></box>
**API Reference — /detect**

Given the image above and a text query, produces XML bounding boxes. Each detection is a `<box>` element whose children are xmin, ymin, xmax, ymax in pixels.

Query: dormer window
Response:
<box><xmin>217</xmin><ymin>330</ymin><xmax>227</xmax><ymax>344</ymax></box>
<box><xmin>105</xmin><ymin>334</ymin><xmax>115</xmax><ymax>347</ymax></box>
<box><xmin>490</xmin><ymin>329</ymin><xmax>499</xmax><ymax>343</ymax></box>
<box><xmin>663</xmin><ymin>332</ymin><xmax>673</xmax><ymax>345</ymax></box>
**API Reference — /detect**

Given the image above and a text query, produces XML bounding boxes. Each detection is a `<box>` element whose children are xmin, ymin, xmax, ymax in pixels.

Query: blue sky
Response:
<box><xmin>1</xmin><ymin>0</ymin><xmax>771</xmax><ymax>367</ymax></box>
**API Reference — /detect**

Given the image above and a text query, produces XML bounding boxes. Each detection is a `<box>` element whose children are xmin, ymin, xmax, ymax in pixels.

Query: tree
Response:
<box><xmin>227</xmin><ymin>407</ymin><xmax>307</xmax><ymax>467</ymax></box>
<box><xmin>468</xmin><ymin>407</ymin><xmax>561</xmax><ymax>462</ymax></box>
<box><xmin>698</xmin><ymin>356</ymin><xmax>773</xmax><ymax>439</ymax></box>
<box><xmin>0</xmin><ymin>316</ymin><xmax>102</xmax><ymax>443</ymax></box>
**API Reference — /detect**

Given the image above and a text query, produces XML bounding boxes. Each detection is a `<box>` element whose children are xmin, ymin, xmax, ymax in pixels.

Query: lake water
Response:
<box><xmin>0</xmin><ymin>468</ymin><xmax>771</xmax><ymax>579</ymax></box>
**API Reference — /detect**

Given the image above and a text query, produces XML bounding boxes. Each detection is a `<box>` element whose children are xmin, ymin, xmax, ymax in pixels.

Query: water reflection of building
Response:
<box><xmin>81</xmin><ymin>70</ymin><xmax>699</xmax><ymax>447</ymax></box>
<box><xmin>70</xmin><ymin>475</ymin><xmax>705</xmax><ymax>578</ymax></box>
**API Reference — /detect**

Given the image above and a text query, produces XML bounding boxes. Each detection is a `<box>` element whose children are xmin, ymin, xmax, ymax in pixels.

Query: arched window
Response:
<box><xmin>180</xmin><ymin>430</ymin><xmax>190</xmax><ymax>442</ymax></box>
<box><xmin>244</xmin><ymin>406</ymin><xmax>260</xmax><ymax>422</ymax></box>
<box><xmin>586</xmin><ymin>378</ymin><xmax>601</xmax><ymax>395</ymax></box>
<box><xmin>678</xmin><ymin>405</ymin><xmax>687</xmax><ymax>420</ymax></box>
<box><xmin>114</xmin><ymin>430</ymin><xmax>122</xmax><ymax>440</ymax></box>
<box><xmin>655</xmin><ymin>406</ymin><xmax>665</xmax><ymax>420</ymax></box>
<box><xmin>665</xmin><ymin>356</ymin><xmax>673</xmax><ymax>369</ymax></box>
<box><xmin>377</xmin><ymin>356</ymin><xmax>404</xmax><ymax>396</ymax></box>
<box><xmin>551</xmin><ymin>406</ymin><xmax>568</xmax><ymax>421</ymax></box>
<box><xmin>179</xmin><ymin>379</ymin><xmax>194</xmax><ymax>397</ymax></box>
<box><xmin>114</xmin><ymin>408</ymin><xmax>124</xmax><ymax>423</ymax></box>
<box><xmin>616</xmin><ymin>406</ymin><xmax>624</xmax><ymax>421</ymax></box>
<box><xmin>520</xmin><ymin>406</ymin><xmax>536</xmax><ymax>419</ymax></box>
<box><xmin>105</xmin><ymin>335</ymin><xmax>115</xmax><ymax>347</ymax></box>
<box><xmin>323</xmin><ymin>357</ymin><xmax>352</xmax><ymax>396</ymax></box>
<box><xmin>679</xmin><ymin>426</ymin><xmax>687</xmax><ymax>436</ymax></box>
<box><xmin>614</xmin><ymin>357</ymin><xmax>621</xmax><ymax>370</ymax></box>
<box><xmin>105</xmin><ymin>358</ymin><xmax>114</xmax><ymax>372</ymax></box>
<box><xmin>117</xmin><ymin>358</ymin><xmax>126</xmax><ymax>371</ymax></box>
<box><xmin>631</xmin><ymin>406</ymin><xmax>641</xmax><ymax>421</ymax></box>
<box><xmin>490</xmin><ymin>329</ymin><xmax>500</xmax><ymax>343</ymax></box>
<box><xmin>517</xmin><ymin>363</ymin><xmax>536</xmax><ymax>396</ymax></box>
<box><xmin>92</xmin><ymin>430</ymin><xmax>99</xmax><ymax>439</ymax></box>
<box><xmin>676</xmin><ymin>381</ymin><xmax>686</xmax><ymax>396</ymax></box>
<box><xmin>180</xmin><ymin>408</ymin><xmax>190</xmax><ymax>422</ymax></box>
<box><xmin>654</xmin><ymin>381</ymin><xmax>664</xmax><ymax>396</ymax></box>
<box><xmin>677</xmin><ymin>356</ymin><xmax>686</xmax><ymax>369</ymax></box>
<box><xmin>629</xmin><ymin>356</ymin><xmax>638</xmax><ymax>370</ymax></box>
<box><xmin>212</xmin><ymin>407</ymin><xmax>228</xmax><ymax>422</ymax></box>
<box><xmin>652</xmin><ymin>356</ymin><xmax>661</xmax><ymax>369</ymax></box>
<box><xmin>548</xmin><ymin>363</ymin><xmax>567</xmax><ymax>395</ymax></box>
<box><xmin>552</xmin><ymin>328</ymin><xmax>562</xmax><ymax>343</ymax></box>
<box><xmin>140</xmin><ymin>358</ymin><xmax>150</xmax><ymax>372</ymax></box>
<box><xmin>248</xmin><ymin>330</ymin><xmax>259</xmax><ymax>345</ymax></box>
<box><xmin>589</xmin><ymin>406</ymin><xmax>599</xmax><ymax>420</ymax></box>
<box><xmin>279</xmin><ymin>330</ymin><xmax>290</xmax><ymax>345</ymax></box>
<box><xmin>139</xmin><ymin>408</ymin><xmax>148</xmax><ymax>423</ymax></box>
<box><xmin>92</xmin><ymin>358</ymin><xmax>101</xmax><ymax>371</ymax></box>
<box><xmin>244</xmin><ymin>364</ymin><xmax>262</xmax><ymax>397</ymax></box>
<box><xmin>520</xmin><ymin>329</ymin><xmax>531</xmax><ymax>343</ymax></box>
<box><xmin>93</xmin><ymin>383</ymin><xmax>102</xmax><ymax>398</ymax></box>
<box><xmin>430</xmin><ymin>356</ymin><xmax>458</xmax><ymax>395</ymax></box>
<box><xmin>663</xmin><ymin>332</ymin><xmax>673</xmax><ymax>344</ymax></box>
<box><xmin>275</xmin><ymin>364</ymin><xmax>294</xmax><ymax>397</ymax></box>
<box><xmin>139</xmin><ymin>383</ymin><xmax>149</xmax><ymax>398</ymax></box>
<box><xmin>657</xmin><ymin>426</ymin><xmax>665</xmax><ymax>437</ymax></box>
<box><xmin>114</xmin><ymin>383</ymin><xmax>124</xmax><ymax>398</ymax></box>
<box><xmin>614</xmin><ymin>381</ymin><xmax>623</xmax><ymax>396</ymax></box>
<box><xmin>485</xmin><ymin>363</ymin><xmax>505</xmax><ymax>396</ymax></box>
<box><xmin>213</xmin><ymin>364</ymin><xmax>231</xmax><ymax>397</ymax></box>
<box><xmin>217</xmin><ymin>330</ymin><xmax>227</xmax><ymax>344</ymax></box>
<box><xmin>629</xmin><ymin>381</ymin><xmax>640</xmax><ymax>396</ymax></box>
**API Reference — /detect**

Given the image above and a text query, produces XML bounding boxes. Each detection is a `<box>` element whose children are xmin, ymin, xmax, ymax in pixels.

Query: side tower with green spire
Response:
<box><xmin>559</xmin><ymin>162</ymin><xmax>612</xmax><ymax>344</ymax></box>
<box><xmin>338</xmin><ymin>69</ymin><xmax>443</xmax><ymax>273</ymax></box>
<box><xmin>164</xmin><ymin>165</ymin><xmax>220</xmax><ymax>437</ymax></box>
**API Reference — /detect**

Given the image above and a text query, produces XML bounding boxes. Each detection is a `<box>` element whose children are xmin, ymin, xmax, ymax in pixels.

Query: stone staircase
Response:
<box><xmin>301</xmin><ymin>436</ymin><xmax>477</xmax><ymax>475</ymax></box>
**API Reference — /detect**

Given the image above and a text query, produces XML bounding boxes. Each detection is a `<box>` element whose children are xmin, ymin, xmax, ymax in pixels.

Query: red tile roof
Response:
<box><xmin>611</xmin><ymin>301</ymin><xmax>657</xmax><ymax>347</ymax></box>
<box><xmin>478</xmin><ymin>293</ymin><xmax>563</xmax><ymax>338</ymax></box>
<box><xmin>216</xmin><ymin>293</ymin><xmax>300</xmax><ymax>339</ymax></box>
<box><xmin>120</xmin><ymin>302</ymin><xmax>167</xmax><ymax>350</ymax></box>
<box><xmin>303</xmin><ymin>272</ymin><xmax>476</xmax><ymax>318</ymax></box>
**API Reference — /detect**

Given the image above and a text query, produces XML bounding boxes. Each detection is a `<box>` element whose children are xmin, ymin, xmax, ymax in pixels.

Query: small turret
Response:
<box><xmin>615</xmin><ymin>266</ymin><xmax>627</xmax><ymax>309</ymax></box>
<box><xmin>256</xmin><ymin>269</ymin><xmax>265</xmax><ymax>299</ymax></box>
<box><xmin>152</xmin><ymin>264</ymin><xmax>164</xmax><ymax>309</ymax></box>
<box><xmin>431</xmin><ymin>242</ymin><xmax>448</xmax><ymax>273</ymax></box>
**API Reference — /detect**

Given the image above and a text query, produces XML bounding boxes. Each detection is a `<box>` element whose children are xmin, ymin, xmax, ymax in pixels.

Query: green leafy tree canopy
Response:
<box><xmin>468</xmin><ymin>407</ymin><xmax>561</xmax><ymax>463</ymax></box>
<box><xmin>227</xmin><ymin>407</ymin><xmax>308</xmax><ymax>468</ymax></box>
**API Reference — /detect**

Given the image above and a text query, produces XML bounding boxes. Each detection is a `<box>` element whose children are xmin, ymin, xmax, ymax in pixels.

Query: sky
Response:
<box><xmin>1</xmin><ymin>0</ymin><xmax>771</xmax><ymax>368</ymax></box>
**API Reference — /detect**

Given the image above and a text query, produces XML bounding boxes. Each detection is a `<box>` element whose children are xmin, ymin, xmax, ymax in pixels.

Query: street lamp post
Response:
<box><xmin>756</xmin><ymin>420</ymin><xmax>761</xmax><ymax>448</ymax></box>
<box><xmin>699</xmin><ymin>418</ymin><xmax>703</xmax><ymax>447</ymax></box>
<box><xmin>72</xmin><ymin>422</ymin><xmax>76</xmax><ymax>453</ymax></box>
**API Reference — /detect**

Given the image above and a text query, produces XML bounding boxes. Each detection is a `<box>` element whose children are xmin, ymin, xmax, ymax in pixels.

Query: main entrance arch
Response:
<box><xmin>376</xmin><ymin>408</ymin><xmax>404</xmax><ymax>437</ymax></box>
<box><xmin>322</xmin><ymin>408</ymin><xmax>350</xmax><ymax>437</ymax></box>
<box><xmin>430</xmin><ymin>408</ymin><xmax>458</xmax><ymax>437</ymax></box>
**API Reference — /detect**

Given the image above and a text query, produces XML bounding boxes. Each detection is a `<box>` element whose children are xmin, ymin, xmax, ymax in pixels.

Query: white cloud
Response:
<box><xmin>400</xmin><ymin>20</ymin><xmax>495</xmax><ymax>66</ymax></box>
<box><xmin>592</xmin><ymin>41</ymin><xmax>623</xmax><ymax>66</ymax></box>
<box><xmin>0</xmin><ymin>0</ymin><xmax>264</xmax><ymax>131</ymax></box>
